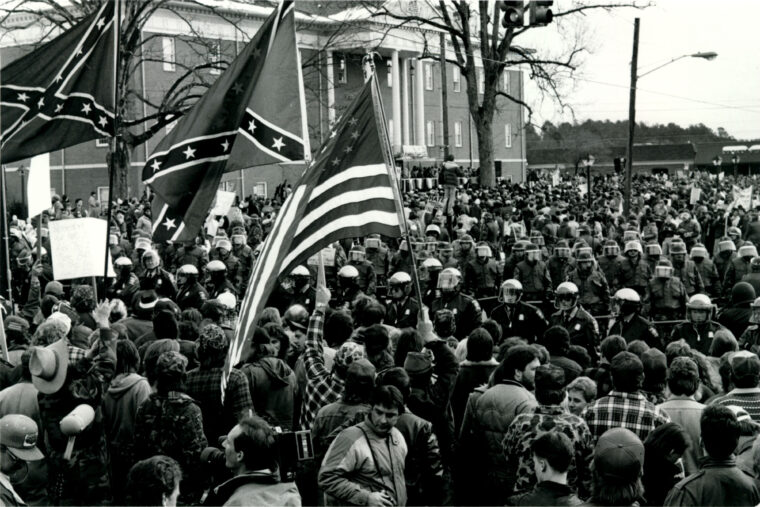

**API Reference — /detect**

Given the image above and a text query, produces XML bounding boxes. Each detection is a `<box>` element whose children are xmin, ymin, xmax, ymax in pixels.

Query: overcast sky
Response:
<box><xmin>518</xmin><ymin>0</ymin><xmax>760</xmax><ymax>141</ymax></box>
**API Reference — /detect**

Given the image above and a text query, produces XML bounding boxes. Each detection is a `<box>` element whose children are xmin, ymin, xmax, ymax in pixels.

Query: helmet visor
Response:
<box><xmin>555</xmin><ymin>294</ymin><xmax>576</xmax><ymax>311</ymax></box>
<box><xmin>349</xmin><ymin>251</ymin><xmax>365</xmax><ymax>262</ymax></box>
<box><xmin>688</xmin><ymin>309</ymin><xmax>709</xmax><ymax>324</ymax></box>
<box><xmin>501</xmin><ymin>287</ymin><xmax>521</xmax><ymax>304</ymax></box>
<box><xmin>555</xmin><ymin>247</ymin><xmax>571</xmax><ymax>258</ymax></box>
<box><xmin>751</xmin><ymin>307</ymin><xmax>760</xmax><ymax>324</ymax></box>
<box><xmin>438</xmin><ymin>272</ymin><xmax>459</xmax><ymax>290</ymax></box>
<box><xmin>603</xmin><ymin>245</ymin><xmax>619</xmax><ymax>256</ymax></box>
<box><xmin>526</xmin><ymin>250</ymin><xmax>541</xmax><ymax>262</ymax></box>
<box><xmin>655</xmin><ymin>266</ymin><xmax>673</xmax><ymax>278</ymax></box>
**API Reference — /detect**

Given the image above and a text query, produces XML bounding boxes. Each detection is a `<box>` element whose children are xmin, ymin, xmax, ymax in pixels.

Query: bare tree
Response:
<box><xmin>368</xmin><ymin>0</ymin><xmax>648</xmax><ymax>186</ymax></box>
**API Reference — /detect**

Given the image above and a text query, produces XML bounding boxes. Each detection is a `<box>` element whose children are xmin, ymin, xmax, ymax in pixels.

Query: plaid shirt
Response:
<box><xmin>68</xmin><ymin>345</ymin><xmax>87</xmax><ymax>365</ymax></box>
<box><xmin>185</xmin><ymin>366</ymin><xmax>252</xmax><ymax>443</ymax></box>
<box><xmin>502</xmin><ymin>404</ymin><xmax>593</xmax><ymax>497</ymax></box>
<box><xmin>300</xmin><ymin>308</ymin><xmax>345</xmax><ymax>430</ymax></box>
<box><xmin>582</xmin><ymin>390</ymin><xmax>670</xmax><ymax>442</ymax></box>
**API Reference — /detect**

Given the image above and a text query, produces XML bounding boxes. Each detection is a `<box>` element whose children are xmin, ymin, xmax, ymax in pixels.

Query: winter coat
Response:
<box><xmin>395</xmin><ymin>410</ymin><xmax>444</xmax><ymax>506</ymax></box>
<box><xmin>451</xmin><ymin>359</ymin><xmax>499</xmax><ymax>433</ymax></box>
<box><xmin>205</xmin><ymin>471</ymin><xmax>301</xmax><ymax>506</ymax></box>
<box><xmin>664</xmin><ymin>458</ymin><xmax>760</xmax><ymax>506</ymax></box>
<box><xmin>240</xmin><ymin>357</ymin><xmax>296</xmax><ymax>430</ymax></box>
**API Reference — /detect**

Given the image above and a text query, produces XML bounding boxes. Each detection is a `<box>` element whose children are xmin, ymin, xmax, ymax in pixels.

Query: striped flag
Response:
<box><xmin>223</xmin><ymin>74</ymin><xmax>403</xmax><ymax>393</ymax></box>
<box><xmin>0</xmin><ymin>2</ymin><xmax>116</xmax><ymax>163</ymax></box>
<box><xmin>143</xmin><ymin>0</ymin><xmax>308</xmax><ymax>243</ymax></box>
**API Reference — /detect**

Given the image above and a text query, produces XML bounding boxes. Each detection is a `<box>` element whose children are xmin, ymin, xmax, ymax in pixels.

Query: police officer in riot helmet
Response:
<box><xmin>738</xmin><ymin>297</ymin><xmax>760</xmax><ymax>355</ymax></box>
<box><xmin>421</xmin><ymin>257</ymin><xmax>443</xmax><ymax>308</ymax></box>
<box><xmin>648</xmin><ymin>258</ymin><xmax>687</xmax><ymax>322</ymax></box>
<box><xmin>230</xmin><ymin>225</ymin><xmax>254</xmax><ymax>293</ymax></box>
<box><xmin>690</xmin><ymin>243</ymin><xmax>722</xmax><ymax>299</ymax></box>
<box><xmin>489</xmin><ymin>279</ymin><xmax>547</xmax><ymax>344</ymax></box>
<box><xmin>347</xmin><ymin>245</ymin><xmax>377</xmax><ymax>295</ymax></box>
<box><xmin>617</xmin><ymin>241</ymin><xmax>651</xmax><ymax>299</ymax></box>
<box><xmin>715</xmin><ymin>236</ymin><xmax>737</xmax><ymax>285</ymax></box>
<box><xmin>176</xmin><ymin>264</ymin><xmax>209</xmax><ymax>310</ymax></box>
<box><xmin>547</xmin><ymin>240</ymin><xmax>574</xmax><ymax>292</ymax></box>
<box><xmin>669</xmin><ymin>294</ymin><xmax>726</xmax><ymax>355</ymax></box>
<box><xmin>608</xmin><ymin>288</ymin><xmax>662</xmax><ymax>349</ymax></box>
<box><xmin>741</xmin><ymin>257</ymin><xmax>760</xmax><ymax>299</ymax></box>
<box><xmin>431</xmin><ymin>267</ymin><xmax>482</xmax><ymax>339</ymax></box>
<box><xmin>644</xmin><ymin>243</ymin><xmax>663</xmax><ymax>273</ymax></box>
<box><xmin>566</xmin><ymin>250</ymin><xmax>610</xmax><ymax>317</ymax></box>
<box><xmin>337</xmin><ymin>265</ymin><xmax>364</xmax><ymax>309</ymax></box>
<box><xmin>139</xmin><ymin>249</ymin><xmax>177</xmax><ymax>300</ymax></box>
<box><xmin>289</xmin><ymin>265</ymin><xmax>316</xmax><ymax>314</ymax></box>
<box><xmin>364</xmin><ymin>235</ymin><xmax>390</xmax><ymax>286</ymax></box>
<box><xmin>108</xmin><ymin>256</ymin><xmax>140</xmax><ymax>304</ymax></box>
<box><xmin>437</xmin><ymin>241</ymin><xmax>458</xmax><ymax>269</ymax></box>
<box><xmin>503</xmin><ymin>239</ymin><xmax>528</xmax><ymax>282</ymax></box>
<box><xmin>390</xmin><ymin>240</ymin><xmax>414</xmax><ymax>275</ymax></box>
<box><xmin>670</xmin><ymin>240</ymin><xmax>704</xmax><ymax>297</ymax></box>
<box><xmin>386</xmin><ymin>271</ymin><xmax>419</xmax><ymax>329</ymax></box>
<box><xmin>598</xmin><ymin>239</ymin><xmax>624</xmax><ymax>291</ymax></box>
<box><xmin>464</xmin><ymin>242</ymin><xmax>499</xmax><ymax>299</ymax></box>
<box><xmin>514</xmin><ymin>243</ymin><xmax>552</xmax><ymax>306</ymax></box>
<box><xmin>212</xmin><ymin>238</ymin><xmax>241</xmax><ymax>289</ymax></box>
<box><xmin>725</xmin><ymin>244</ymin><xmax>758</xmax><ymax>295</ymax></box>
<box><xmin>206</xmin><ymin>259</ymin><xmax>237</xmax><ymax>299</ymax></box>
<box><xmin>549</xmin><ymin>281</ymin><xmax>600</xmax><ymax>362</ymax></box>
<box><xmin>455</xmin><ymin>234</ymin><xmax>476</xmax><ymax>267</ymax></box>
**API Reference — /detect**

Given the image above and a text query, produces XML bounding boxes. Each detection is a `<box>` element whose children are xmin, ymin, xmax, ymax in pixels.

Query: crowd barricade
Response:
<box><xmin>400</xmin><ymin>177</ymin><xmax>475</xmax><ymax>192</ymax></box>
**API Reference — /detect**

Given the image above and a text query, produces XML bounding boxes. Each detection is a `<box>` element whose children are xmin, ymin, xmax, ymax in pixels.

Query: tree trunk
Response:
<box><xmin>111</xmin><ymin>137</ymin><xmax>130</xmax><ymax>200</ymax></box>
<box><xmin>477</xmin><ymin>118</ymin><xmax>495</xmax><ymax>187</ymax></box>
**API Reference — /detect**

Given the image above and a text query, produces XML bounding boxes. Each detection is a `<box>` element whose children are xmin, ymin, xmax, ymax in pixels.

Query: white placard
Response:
<box><xmin>27</xmin><ymin>153</ymin><xmax>51</xmax><ymax>218</ymax></box>
<box><xmin>209</xmin><ymin>190</ymin><xmax>236</xmax><ymax>216</ymax></box>
<box><xmin>48</xmin><ymin>218</ymin><xmax>116</xmax><ymax>279</ymax></box>
<box><xmin>307</xmin><ymin>247</ymin><xmax>336</xmax><ymax>267</ymax></box>
<box><xmin>690</xmin><ymin>187</ymin><xmax>701</xmax><ymax>204</ymax></box>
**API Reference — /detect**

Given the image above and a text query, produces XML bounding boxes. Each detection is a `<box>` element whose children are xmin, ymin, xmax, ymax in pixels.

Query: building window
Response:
<box><xmin>337</xmin><ymin>54</ymin><xmax>347</xmax><ymax>84</ymax></box>
<box><xmin>95</xmin><ymin>138</ymin><xmax>108</xmax><ymax>148</ymax></box>
<box><xmin>426</xmin><ymin>120</ymin><xmax>435</xmax><ymax>147</ymax></box>
<box><xmin>252</xmin><ymin>182</ymin><xmax>267</xmax><ymax>197</ymax></box>
<box><xmin>505</xmin><ymin>123</ymin><xmax>512</xmax><ymax>148</ymax></box>
<box><xmin>477</xmin><ymin>68</ymin><xmax>484</xmax><ymax>95</ymax></box>
<box><xmin>454</xmin><ymin>121</ymin><xmax>462</xmax><ymax>147</ymax></box>
<box><xmin>387</xmin><ymin>59</ymin><xmax>393</xmax><ymax>87</ymax></box>
<box><xmin>210</xmin><ymin>40</ymin><xmax>222</xmax><ymax>74</ymax></box>
<box><xmin>424</xmin><ymin>62</ymin><xmax>433</xmax><ymax>90</ymax></box>
<box><xmin>219</xmin><ymin>180</ymin><xmax>236</xmax><ymax>193</ymax></box>
<box><xmin>162</xmin><ymin>36</ymin><xmax>175</xmax><ymax>72</ymax></box>
<box><xmin>503</xmin><ymin>71</ymin><xmax>510</xmax><ymax>94</ymax></box>
<box><xmin>97</xmin><ymin>186</ymin><xmax>110</xmax><ymax>206</ymax></box>
<box><xmin>452</xmin><ymin>66</ymin><xmax>460</xmax><ymax>92</ymax></box>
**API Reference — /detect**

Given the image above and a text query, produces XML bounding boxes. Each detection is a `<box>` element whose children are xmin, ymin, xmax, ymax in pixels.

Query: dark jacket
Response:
<box><xmin>490</xmin><ymin>302</ymin><xmax>548</xmax><ymax>344</ymax></box>
<box><xmin>451</xmin><ymin>359</ymin><xmax>499</xmax><ymax>433</ymax></box>
<box><xmin>718</xmin><ymin>305</ymin><xmax>753</xmax><ymax>340</ymax></box>
<box><xmin>643</xmin><ymin>455</ymin><xmax>682</xmax><ymax>506</ymax></box>
<box><xmin>240</xmin><ymin>357</ymin><xmax>296</xmax><ymax>430</ymax></box>
<box><xmin>664</xmin><ymin>457</ymin><xmax>760</xmax><ymax>506</ymax></box>
<box><xmin>508</xmin><ymin>481</ymin><xmax>583</xmax><ymax>506</ymax></box>
<box><xmin>395</xmin><ymin>410</ymin><xmax>444</xmax><ymax>506</ymax></box>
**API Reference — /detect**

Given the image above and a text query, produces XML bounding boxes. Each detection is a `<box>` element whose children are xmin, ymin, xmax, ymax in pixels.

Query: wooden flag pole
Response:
<box><xmin>0</xmin><ymin>311</ymin><xmax>9</xmax><ymax>361</ymax></box>
<box><xmin>0</xmin><ymin>51</ymin><xmax>15</xmax><ymax>314</ymax></box>
<box><xmin>365</xmin><ymin>53</ymin><xmax>425</xmax><ymax>313</ymax></box>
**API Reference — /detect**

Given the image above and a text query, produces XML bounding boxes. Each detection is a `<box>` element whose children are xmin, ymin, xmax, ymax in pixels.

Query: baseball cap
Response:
<box><xmin>731</xmin><ymin>351</ymin><xmax>760</xmax><ymax>381</ymax></box>
<box><xmin>404</xmin><ymin>351</ymin><xmax>433</xmax><ymax>376</ymax></box>
<box><xmin>593</xmin><ymin>428</ymin><xmax>644</xmax><ymax>482</ymax></box>
<box><xmin>0</xmin><ymin>414</ymin><xmax>44</xmax><ymax>461</ymax></box>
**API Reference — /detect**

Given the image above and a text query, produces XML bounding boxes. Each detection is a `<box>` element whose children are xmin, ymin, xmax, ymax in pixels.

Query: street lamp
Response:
<box><xmin>732</xmin><ymin>154</ymin><xmax>741</xmax><ymax>177</ymax></box>
<box><xmin>623</xmin><ymin>20</ymin><xmax>717</xmax><ymax>216</ymax></box>
<box><xmin>713</xmin><ymin>156</ymin><xmax>723</xmax><ymax>182</ymax></box>
<box><xmin>582</xmin><ymin>154</ymin><xmax>595</xmax><ymax>208</ymax></box>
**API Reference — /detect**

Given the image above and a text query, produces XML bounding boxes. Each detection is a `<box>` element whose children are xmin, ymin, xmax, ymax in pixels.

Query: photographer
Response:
<box><xmin>204</xmin><ymin>415</ymin><xmax>301</xmax><ymax>506</ymax></box>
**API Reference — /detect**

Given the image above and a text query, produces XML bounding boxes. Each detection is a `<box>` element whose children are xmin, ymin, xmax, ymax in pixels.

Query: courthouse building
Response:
<box><xmin>1</xmin><ymin>0</ymin><xmax>527</xmax><ymax>208</ymax></box>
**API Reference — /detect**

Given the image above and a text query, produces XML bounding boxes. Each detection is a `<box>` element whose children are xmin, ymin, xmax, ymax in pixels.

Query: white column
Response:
<box><xmin>414</xmin><ymin>57</ymin><xmax>425</xmax><ymax>146</ymax></box>
<box><xmin>401</xmin><ymin>57</ymin><xmax>411</xmax><ymax>145</ymax></box>
<box><xmin>391</xmin><ymin>50</ymin><xmax>402</xmax><ymax>148</ymax></box>
<box><xmin>326</xmin><ymin>50</ymin><xmax>336</xmax><ymax>125</ymax></box>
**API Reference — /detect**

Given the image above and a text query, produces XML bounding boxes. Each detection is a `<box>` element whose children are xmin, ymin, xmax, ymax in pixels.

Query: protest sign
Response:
<box><xmin>210</xmin><ymin>190</ymin><xmax>236</xmax><ymax>216</ymax></box>
<box><xmin>690</xmin><ymin>187</ymin><xmax>701</xmax><ymax>204</ymax></box>
<box><xmin>307</xmin><ymin>247</ymin><xmax>336</xmax><ymax>267</ymax></box>
<box><xmin>27</xmin><ymin>153</ymin><xmax>51</xmax><ymax>218</ymax></box>
<box><xmin>49</xmin><ymin>218</ymin><xmax>115</xmax><ymax>280</ymax></box>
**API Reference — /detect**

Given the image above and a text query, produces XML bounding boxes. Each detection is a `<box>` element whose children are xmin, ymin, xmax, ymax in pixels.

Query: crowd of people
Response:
<box><xmin>5</xmin><ymin>169</ymin><xmax>760</xmax><ymax>505</ymax></box>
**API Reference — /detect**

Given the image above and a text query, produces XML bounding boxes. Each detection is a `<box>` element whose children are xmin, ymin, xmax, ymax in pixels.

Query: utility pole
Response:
<box><xmin>439</xmin><ymin>32</ymin><xmax>450</xmax><ymax>159</ymax></box>
<box><xmin>624</xmin><ymin>18</ymin><xmax>640</xmax><ymax>217</ymax></box>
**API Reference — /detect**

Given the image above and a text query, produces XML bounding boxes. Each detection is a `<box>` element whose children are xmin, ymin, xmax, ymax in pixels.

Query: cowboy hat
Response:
<box><xmin>29</xmin><ymin>339</ymin><xmax>68</xmax><ymax>394</ymax></box>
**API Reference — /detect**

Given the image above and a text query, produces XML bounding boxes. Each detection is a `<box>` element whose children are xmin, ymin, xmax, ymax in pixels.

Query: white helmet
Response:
<box><xmin>291</xmin><ymin>265</ymin><xmax>310</xmax><ymax>277</ymax></box>
<box><xmin>624</xmin><ymin>241</ymin><xmax>642</xmax><ymax>254</ymax></box>
<box><xmin>690</xmin><ymin>245</ymin><xmax>709</xmax><ymax>260</ymax></box>
<box><xmin>739</xmin><ymin>245</ymin><xmax>758</xmax><ymax>258</ymax></box>
<box><xmin>206</xmin><ymin>259</ymin><xmax>227</xmax><ymax>272</ymax></box>
<box><xmin>499</xmin><ymin>279</ymin><xmax>523</xmax><ymax>304</ymax></box>
<box><xmin>425</xmin><ymin>224</ymin><xmax>441</xmax><ymax>236</ymax></box>
<box><xmin>554</xmin><ymin>282</ymin><xmax>579</xmax><ymax>311</ymax></box>
<box><xmin>422</xmin><ymin>257</ymin><xmax>442</xmax><ymax>270</ymax></box>
<box><xmin>389</xmin><ymin>271</ymin><xmax>412</xmax><ymax>285</ymax></box>
<box><xmin>338</xmin><ymin>265</ymin><xmax>359</xmax><ymax>278</ymax></box>
<box><xmin>437</xmin><ymin>267</ymin><xmax>461</xmax><ymax>292</ymax></box>
<box><xmin>686</xmin><ymin>293</ymin><xmax>713</xmax><ymax>323</ymax></box>
<box><xmin>611</xmin><ymin>288</ymin><xmax>641</xmax><ymax>317</ymax></box>
<box><xmin>177</xmin><ymin>264</ymin><xmax>199</xmax><ymax>275</ymax></box>
<box><xmin>114</xmin><ymin>256</ymin><xmax>133</xmax><ymax>267</ymax></box>
<box><xmin>216</xmin><ymin>291</ymin><xmax>237</xmax><ymax>310</ymax></box>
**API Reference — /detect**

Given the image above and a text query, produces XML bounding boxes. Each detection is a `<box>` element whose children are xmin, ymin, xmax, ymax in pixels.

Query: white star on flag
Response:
<box><xmin>96</xmin><ymin>17</ymin><xmax>106</xmax><ymax>30</ymax></box>
<box><xmin>55</xmin><ymin>74</ymin><xmax>63</xmax><ymax>82</ymax></box>
<box><xmin>98</xmin><ymin>116</ymin><xmax>107</xmax><ymax>127</ymax></box>
<box><xmin>248</xmin><ymin>120</ymin><xmax>256</xmax><ymax>133</ymax></box>
<box><xmin>351</xmin><ymin>130</ymin><xmax>360</xmax><ymax>140</ymax></box>
<box><xmin>183</xmin><ymin>145</ymin><xmax>196</xmax><ymax>159</ymax></box>
<box><xmin>344</xmin><ymin>146</ymin><xmax>353</xmax><ymax>154</ymax></box>
<box><xmin>162</xmin><ymin>218</ymin><xmax>176</xmax><ymax>230</ymax></box>
<box><xmin>221</xmin><ymin>139</ymin><xmax>230</xmax><ymax>152</ymax></box>
<box><xmin>272</xmin><ymin>137</ymin><xmax>285</xmax><ymax>151</ymax></box>
<box><xmin>329</xmin><ymin>130</ymin><xmax>337</xmax><ymax>139</ymax></box>
<box><xmin>55</xmin><ymin>103</ymin><xmax>63</xmax><ymax>113</ymax></box>
<box><xmin>348</xmin><ymin>117</ymin><xmax>358</xmax><ymax>126</ymax></box>
<box><xmin>37</xmin><ymin>97</ymin><xmax>44</xmax><ymax>108</ymax></box>
<box><xmin>151</xmin><ymin>159</ymin><xmax>161</xmax><ymax>172</ymax></box>
<box><xmin>331</xmin><ymin>157</ymin><xmax>341</xmax><ymax>166</ymax></box>
<box><xmin>17</xmin><ymin>92</ymin><xmax>28</xmax><ymax>102</ymax></box>
<box><xmin>81</xmin><ymin>103</ymin><xmax>92</xmax><ymax>114</ymax></box>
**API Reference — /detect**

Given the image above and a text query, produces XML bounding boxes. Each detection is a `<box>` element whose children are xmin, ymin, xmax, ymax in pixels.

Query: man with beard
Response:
<box><xmin>319</xmin><ymin>385</ymin><xmax>408</xmax><ymax>507</ymax></box>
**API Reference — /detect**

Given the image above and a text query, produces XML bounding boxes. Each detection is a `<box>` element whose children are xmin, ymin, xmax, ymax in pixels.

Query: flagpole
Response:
<box><xmin>365</xmin><ymin>53</ymin><xmax>425</xmax><ymax>312</ymax></box>
<box><xmin>0</xmin><ymin>50</ymin><xmax>14</xmax><ymax>313</ymax></box>
<box><xmin>103</xmin><ymin>0</ymin><xmax>121</xmax><ymax>294</ymax></box>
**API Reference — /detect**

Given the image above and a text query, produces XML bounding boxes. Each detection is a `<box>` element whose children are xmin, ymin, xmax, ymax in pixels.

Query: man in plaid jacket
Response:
<box><xmin>582</xmin><ymin>350</ymin><xmax>670</xmax><ymax>442</ymax></box>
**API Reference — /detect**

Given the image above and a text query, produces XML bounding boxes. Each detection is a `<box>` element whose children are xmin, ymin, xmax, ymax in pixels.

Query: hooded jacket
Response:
<box><xmin>103</xmin><ymin>373</ymin><xmax>151</xmax><ymax>447</ymax></box>
<box><xmin>241</xmin><ymin>357</ymin><xmax>296</xmax><ymax>430</ymax></box>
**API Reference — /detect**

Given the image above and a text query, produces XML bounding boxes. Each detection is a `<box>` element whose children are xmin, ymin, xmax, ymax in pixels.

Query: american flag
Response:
<box><xmin>0</xmin><ymin>2</ymin><xmax>116</xmax><ymax>163</ymax></box>
<box><xmin>223</xmin><ymin>74</ymin><xmax>403</xmax><ymax>394</ymax></box>
<box><xmin>143</xmin><ymin>0</ymin><xmax>308</xmax><ymax>243</ymax></box>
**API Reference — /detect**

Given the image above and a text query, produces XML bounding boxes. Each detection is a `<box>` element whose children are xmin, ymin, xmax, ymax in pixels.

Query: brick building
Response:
<box><xmin>1</xmin><ymin>1</ymin><xmax>527</xmax><ymax>211</ymax></box>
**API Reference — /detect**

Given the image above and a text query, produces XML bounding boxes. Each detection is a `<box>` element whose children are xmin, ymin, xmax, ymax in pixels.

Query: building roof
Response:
<box><xmin>694</xmin><ymin>141</ymin><xmax>760</xmax><ymax>165</ymax></box>
<box><xmin>527</xmin><ymin>143</ymin><xmax>696</xmax><ymax>166</ymax></box>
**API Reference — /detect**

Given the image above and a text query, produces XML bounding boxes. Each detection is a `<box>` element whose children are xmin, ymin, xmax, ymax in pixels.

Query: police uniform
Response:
<box><xmin>673</xmin><ymin>260</ymin><xmax>705</xmax><ymax>297</ymax></box>
<box><xmin>431</xmin><ymin>293</ymin><xmax>482</xmax><ymax>340</ymax></box>
<box><xmin>107</xmin><ymin>272</ymin><xmax>140</xmax><ymax>305</ymax></box>
<box><xmin>349</xmin><ymin>260</ymin><xmax>377</xmax><ymax>295</ymax></box>
<box><xmin>550</xmin><ymin>305</ymin><xmax>600</xmax><ymax>362</ymax></box>
<box><xmin>206</xmin><ymin>278</ymin><xmax>237</xmax><ymax>299</ymax></box>
<box><xmin>608</xmin><ymin>315</ymin><xmax>662</xmax><ymax>350</ymax></box>
<box><xmin>566</xmin><ymin>268</ymin><xmax>610</xmax><ymax>317</ymax></box>
<box><xmin>648</xmin><ymin>277</ymin><xmax>687</xmax><ymax>321</ymax></box>
<box><xmin>390</xmin><ymin>251</ymin><xmax>414</xmax><ymax>277</ymax></box>
<box><xmin>514</xmin><ymin>260</ymin><xmax>552</xmax><ymax>303</ymax></box>
<box><xmin>366</xmin><ymin>246</ymin><xmax>391</xmax><ymax>286</ymax></box>
<box><xmin>739</xmin><ymin>325</ymin><xmax>760</xmax><ymax>355</ymax></box>
<box><xmin>422</xmin><ymin>281</ymin><xmax>439</xmax><ymax>309</ymax></box>
<box><xmin>291</xmin><ymin>285</ymin><xmax>317</xmax><ymax>314</ymax></box>
<box><xmin>176</xmin><ymin>282</ymin><xmax>209</xmax><ymax>310</ymax></box>
<box><xmin>547</xmin><ymin>256</ymin><xmax>574</xmax><ymax>291</ymax></box>
<box><xmin>386</xmin><ymin>296</ymin><xmax>420</xmax><ymax>329</ymax></box>
<box><xmin>694</xmin><ymin>258</ymin><xmax>722</xmax><ymax>299</ymax></box>
<box><xmin>669</xmin><ymin>321</ymin><xmax>725</xmax><ymax>356</ymax></box>
<box><xmin>725</xmin><ymin>257</ymin><xmax>752</xmax><ymax>297</ymax></box>
<box><xmin>715</xmin><ymin>251</ymin><xmax>736</xmax><ymax>284</ymax></box>
<box><xmin>616</xmin><ymin>257</ymin><xmax>652</xmax><ymax>299</ymax></box>
<box><xmin>598</xmin><ymin>255</ymin><xmax>624</xmax><ymax>291</ymax></box>
<box><xmin>173</xmin><ymin>244</ymin><xmax>208</xmax><ymax>271</ymax></box>
<box><xmin>139</xmin><ymin>268</ymin><xmax>177</xmax><ymax>300</ymax></box>
<box><xmin>490</xmin><ymin>301</ymin><xmax>548</xmax><ymax>344</ymax></box>
<box><xmin>464</xmin><ymin>258</ymin><xmax>500</xmax><ymax>298</ymax></box>
<box><xmin>232</xmin><ymin>244</ymin><xmax>255</xmax><ymax>292</ymax></box>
